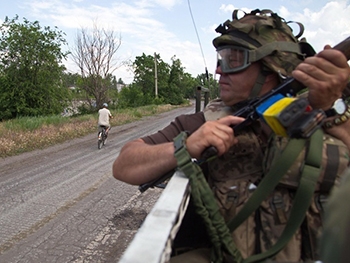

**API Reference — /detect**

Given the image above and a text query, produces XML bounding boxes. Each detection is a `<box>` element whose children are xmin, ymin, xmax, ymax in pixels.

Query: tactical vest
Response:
<box><xmin>203</xmin><ymin>98</ymin><xmax>350</xmax><ymax>261</ymax></box>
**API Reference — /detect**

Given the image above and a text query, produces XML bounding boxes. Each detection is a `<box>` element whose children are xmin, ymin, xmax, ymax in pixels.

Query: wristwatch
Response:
<box><xmin>324</xmin><ymin>98</ymin><xmax>347</xmax><ymax>117</ymax></box>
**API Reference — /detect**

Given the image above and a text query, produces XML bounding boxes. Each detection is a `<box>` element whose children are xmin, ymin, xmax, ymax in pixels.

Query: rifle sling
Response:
<box><xmin>174</xmin><ymin>131</ymin><xmax>243</xmax><ymax>263</ymax></box>
<box><xmin>174</xmin><ymin>129</ymin><xmax>323</xmax><ymax>262</ymax></box>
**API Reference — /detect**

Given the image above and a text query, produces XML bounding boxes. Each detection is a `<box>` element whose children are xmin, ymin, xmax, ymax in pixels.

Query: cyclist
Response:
<box><xmin>98</xmin><ymin>103</ymin><xmax>113</xmax><ymax>139</ymax></box>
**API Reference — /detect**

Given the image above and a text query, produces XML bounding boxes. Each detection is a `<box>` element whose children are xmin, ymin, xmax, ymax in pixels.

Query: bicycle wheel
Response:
<box><xmin>98</xmin><ymin>132</ymin><xmax>103</xmax><ymax>149</ymax></box>
<box><xmin>103</xmin><ymin>130</ymin><xmax>107</xmax><ymax>145</ymax></box>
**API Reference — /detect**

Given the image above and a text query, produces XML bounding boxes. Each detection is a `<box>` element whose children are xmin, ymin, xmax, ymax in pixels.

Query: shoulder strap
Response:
<box><xmin>244</xmin><ymin>129</ymin><xmax>324</xmax><ymax>263</ymax></box>
<box><xmin>227</xmin><ymin>136</ymin><xmax>308</xmax><ymax>231</ymax></box>
<box><xmin>174</xmin><ymin>128</ymin><xmax>323</xmax><ymax>263</ymax></box>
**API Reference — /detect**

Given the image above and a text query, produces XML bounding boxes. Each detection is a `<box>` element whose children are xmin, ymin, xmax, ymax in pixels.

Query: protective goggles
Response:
<box><xmin>216</xmin><ymin>46</ymin><xmax>251</xmax><ymax>73</ymax></box>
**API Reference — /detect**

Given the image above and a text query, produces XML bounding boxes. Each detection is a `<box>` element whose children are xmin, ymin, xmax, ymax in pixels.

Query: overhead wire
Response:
<box><xmin>187</xmin><ymin>0</ymin><xmax>209</xmax><ymax>81</ymax></box>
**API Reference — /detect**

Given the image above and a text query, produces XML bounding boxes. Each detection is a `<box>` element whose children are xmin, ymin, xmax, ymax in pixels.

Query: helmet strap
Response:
<box><xmin>249</xmin><ymin>71</ymin><xmax>267</xmax><ymax>99</ymax></box>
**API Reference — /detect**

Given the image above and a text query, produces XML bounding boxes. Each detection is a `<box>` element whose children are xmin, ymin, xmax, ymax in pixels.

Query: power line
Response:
<box><xmin>187</xmin><ymin>0</ymin><xmax>208</xmax><ymax>78</ymax></box>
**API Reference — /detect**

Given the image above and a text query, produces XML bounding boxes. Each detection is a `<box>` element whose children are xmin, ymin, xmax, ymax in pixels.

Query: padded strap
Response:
<box><xmin>321</xmin><ymin>144</ymin><xmax>339</xmax><ymax>193</ymax></box>
<box><xmin>227</xmin><ymin>137</ymin><xmax>307</xmax><ymax>231</ymax></box>
<box><xmin>244</xmin><ymin>129</ymin><xmax>324</xmax><ymax>263</ymax></box>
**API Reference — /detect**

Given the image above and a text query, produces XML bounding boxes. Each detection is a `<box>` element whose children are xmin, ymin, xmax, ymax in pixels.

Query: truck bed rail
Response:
<box><xmin>118</xmin><ymin>171</ymin><xmax>190</xmax><ymax>263</ymax></box>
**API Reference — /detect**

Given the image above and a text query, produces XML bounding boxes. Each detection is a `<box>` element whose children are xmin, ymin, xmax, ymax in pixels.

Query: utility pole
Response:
<box><xmin>154</xmin><ymin>52</ymin><xmax>158</xmax><ymax>97</ymax></box>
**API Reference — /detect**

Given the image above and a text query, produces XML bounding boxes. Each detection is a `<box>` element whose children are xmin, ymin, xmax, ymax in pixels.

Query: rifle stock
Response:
<box><xmin>334</xmin><ymin>36</ymin><xmax>350</xmax><ymax>60</ymax></box>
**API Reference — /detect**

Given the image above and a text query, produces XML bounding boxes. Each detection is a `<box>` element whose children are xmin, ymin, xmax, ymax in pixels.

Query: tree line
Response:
<box><xmin>0</xmin><ymin>16</ymin><xmax>219</xmax><ymax>120</ymax></box>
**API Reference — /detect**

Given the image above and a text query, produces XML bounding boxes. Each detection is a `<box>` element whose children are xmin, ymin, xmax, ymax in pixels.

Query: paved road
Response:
<box><xmin>0</xmin><ymin>104</ymin><xmax>196</xmax><ymax>263</ymax></box>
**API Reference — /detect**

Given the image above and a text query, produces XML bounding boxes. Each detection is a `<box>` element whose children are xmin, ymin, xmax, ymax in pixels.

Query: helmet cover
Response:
<box><xmin>213</xmin><ymin>9</ymin><xmax>314</xmax><ymax>76</ymax></box>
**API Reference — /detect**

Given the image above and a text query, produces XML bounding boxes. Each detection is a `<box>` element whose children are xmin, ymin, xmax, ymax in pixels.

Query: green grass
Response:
<box><xmin>4</xmin><ymin>115</ymin><xmax>71</xmax><ymax>131</ymax></box>
<box><xmin>0</xmin><ymin>104</ymin><xmax>186</xmax><ymax>158</ymax></box>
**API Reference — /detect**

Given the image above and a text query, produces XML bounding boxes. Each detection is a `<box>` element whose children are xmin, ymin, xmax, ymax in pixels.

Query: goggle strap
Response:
<box><xmin>248</xmin><ymin>41</ymin><xmax>302</xmax><ymax>63</ymax></box>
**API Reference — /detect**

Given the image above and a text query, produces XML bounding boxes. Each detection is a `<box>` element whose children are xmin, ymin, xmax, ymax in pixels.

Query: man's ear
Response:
<box><xmin>265</xmin><ymin>72</ymin><xmax>279</xmax><ymax>84</ymax></box>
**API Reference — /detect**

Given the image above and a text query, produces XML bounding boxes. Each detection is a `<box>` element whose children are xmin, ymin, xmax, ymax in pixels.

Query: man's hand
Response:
<box><xmin>292</xmin><ymin>46</ymin><xmax>350</xmax><ymax>110</ymax></box>
<box><xmin>292</xmin><ymin>45</ymin><xmax>350</xmax><ymax>150</ymax></box>
<box><xmin>185</xmin><ymin>115</ymin><xmax>245</xmax><ymax>159</ymax></box>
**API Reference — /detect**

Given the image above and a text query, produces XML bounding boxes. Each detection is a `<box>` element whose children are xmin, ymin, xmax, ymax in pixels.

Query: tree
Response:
<box><xmin>122</xmin><ymin>52</ymin><xmax>203</xmax><ymax>107</ymax></box>
<box><xmin>117</xmin><ymin>78</ymin><xmax>124</xmax><ymax>85</ymax></box>
<box><xmin>125</xmin><ymin>53</ymin><xmax>168</xmax><ymax>106</ymax></box>
<box><xmin>0</xmin><ymin>16</ymin><xmax>70</xmax><ymax>120</ymax></box>
<box><xmin>71</xmin><ymin>21</ymin><xmax>124</xmax><ymax>109</ymax></box>
<box><xmin>129</xmin><ymin>53</ymin><xmax>198</xmax><ymax>106</ymax></box>
<box><xmin>62</xmin><ymin>72</ymin><xmax>80</xmax><ymax>88</ymax></box>
<box><xmin>166</xmin><ymin>56</ymin><xmax>197</xmax><ymax>104</ymax></box>
<box><xmin>132</xmin><ymin>53</ymin><xmax>167</xmax><ymax>98</ymax></box>
<box><xmin>182</xmin><ymin>72</ymin><xmax>198</xmax><ymax>99</ymax></box>
<box><xmin>118</xmin><ymin>83</ymin><xmax>151</xmax><ymax>108</ymax></box>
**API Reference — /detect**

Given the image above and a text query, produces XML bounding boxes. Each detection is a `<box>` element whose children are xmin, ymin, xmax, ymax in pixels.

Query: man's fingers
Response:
<box><xmin>217</xmin><ymin>115</ymin><xmax>245</xmax><ymax>126</ymax></box>
<box><xmin>186</xmin><ymin>116</ymin><xmax>244</xmax><ymax>158</ymax></box>
<box><xmin>292</xmin><ymin>47</ymin><xmax>350</xmax><ymax>110</ymax></box>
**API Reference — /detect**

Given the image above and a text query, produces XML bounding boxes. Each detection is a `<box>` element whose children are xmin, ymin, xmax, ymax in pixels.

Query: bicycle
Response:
<box><xmin>98</xmin><ymin>126</ymin><xmax>108</xmax><ymax>149</ymax></box>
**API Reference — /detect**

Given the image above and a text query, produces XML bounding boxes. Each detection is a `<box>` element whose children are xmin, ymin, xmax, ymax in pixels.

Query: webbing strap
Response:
<box><xmin>174</xmin><ymin>132</ymin><xmax>243</xmax><ymax>263</ymax></box>
<box><xmin>249</xmin><ymin>71</ymin><xmax>267</xmax><ymax>99</ymax></box>
<box><xmin>174</xmin><ymin>128</ymin><xmax>323</xmax><ymax>263</ymax></box>
<box><xmin>321</xmin><ymin>144</ymin><xmax>339</xmax><ymax>193</ymax></box>
<box><xmin>244</xmin><ymin>129</ymin><xmax>324</xmax><ymax>263</ymax></box>
<box><xmin>248</xmin><ymin>41</ymin><xmax>302</xmax><ymax>63</ymax></box>
<box><xmin>227</xmin><ymin>137</ymin><xmax>307</xmax><ymax>232</ymax></box>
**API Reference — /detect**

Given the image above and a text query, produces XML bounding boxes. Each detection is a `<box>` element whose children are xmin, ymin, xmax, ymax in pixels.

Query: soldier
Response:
<box><xmin>113</xmin><ymin>9</ymin><xmax>350</xmax><ymax>262</ymax></box>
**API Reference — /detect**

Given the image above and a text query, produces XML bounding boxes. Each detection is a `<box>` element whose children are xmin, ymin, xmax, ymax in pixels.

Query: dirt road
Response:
<box><xmin>0</xmin><ymin>104</ymin><xmax>196</xmax><ymax>263</ymax></box>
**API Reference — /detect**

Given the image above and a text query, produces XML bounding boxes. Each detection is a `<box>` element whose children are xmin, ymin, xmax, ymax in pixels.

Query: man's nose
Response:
<box><xmin>216</xmin><ymin>63</ymin><xmax>223</xmax><ymax>74</ymax></box>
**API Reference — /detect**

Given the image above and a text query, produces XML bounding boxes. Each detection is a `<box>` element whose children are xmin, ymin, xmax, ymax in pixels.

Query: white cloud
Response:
<box><xmin>3</xmin><ymin>0</ymin><xmax>350</xmax><ymax>83</ymax></box>
<box><xmin>279</xmin><ymin>1</ymin><xmax>350</xmax><ymax>51</ymax></box>
<box><xmin>135</xmin><ymin>0</ymin><xmax>180</xmax><ymax>9</ymax></box>
<box><xmin>218</xmin><ymin>4</ymin><xmax>251</xmax><ymax>17</ymax></box>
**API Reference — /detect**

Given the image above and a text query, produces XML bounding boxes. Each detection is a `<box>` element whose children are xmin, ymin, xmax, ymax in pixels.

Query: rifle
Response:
<box><xmin>139</xmin><ymin>169</ymin><xmax>174</xmax><ymax>193</ymax></box>
<box><xmin>200</xmin><ymin>36</ymin><xmax>350</xmax><ymax>160</ymax></box>
<box><xmin>139</xmin><ymin>36</ymin><xmax>350</xmax><ymax>193</ymax></box>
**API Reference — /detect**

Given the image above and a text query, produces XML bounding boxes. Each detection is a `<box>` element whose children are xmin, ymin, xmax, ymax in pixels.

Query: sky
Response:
<box><xmin>1</xmin><ymin>0</ymin><xmax>350</xmax><ymax>84</ymax></box>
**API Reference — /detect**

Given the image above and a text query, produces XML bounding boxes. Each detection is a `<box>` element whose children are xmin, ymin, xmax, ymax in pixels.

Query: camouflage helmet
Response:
<box><xmin>213</xmin><ymin>9</ymin><xmax>315</xmax><ymax>76</ymax></box>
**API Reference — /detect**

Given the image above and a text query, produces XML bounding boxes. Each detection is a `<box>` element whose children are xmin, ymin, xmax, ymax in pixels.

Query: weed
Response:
<box><xmin>0</xmin><ymin>104</ymin><xmax>183</xmax><ymax>158</ymax></box>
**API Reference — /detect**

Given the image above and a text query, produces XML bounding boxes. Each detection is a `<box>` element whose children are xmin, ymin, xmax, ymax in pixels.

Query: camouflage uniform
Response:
<box><xmin>203</xmin><ymin>98</ymin><xmax>349</xmax><ymax>261</ymax></box>
<box><xmin>156</xmin><ymin>9</ymin><xmax>350</xmax><ymax>263</ymax></box>
<box><xmin>204</xmin><ymin>10</ymin><xmax>350</xmax><ymax>260</ymax></box>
